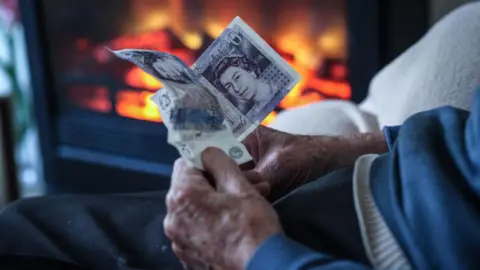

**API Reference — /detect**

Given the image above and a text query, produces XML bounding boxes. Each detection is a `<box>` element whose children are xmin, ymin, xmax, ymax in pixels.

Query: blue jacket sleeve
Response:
<box><xmin>369</xmin><ymin>87</ymin><xmax>480</xmax><ymax>269</ymax></box>
<box><xmin>382</xmin><ymin>126</ymin><xmax>400</xmax><ymax>151</ymax></box>
<box><xmin>247</xmin><ymin>234</ymin><xmax>370</xmax><ymax>270</ymax></box>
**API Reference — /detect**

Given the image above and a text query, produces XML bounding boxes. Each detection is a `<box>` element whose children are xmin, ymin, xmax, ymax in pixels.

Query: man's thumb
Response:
<box><xmin>201</xmin><ymin>147</ymin><xmax>256</xmax><ymax>195</ymax></box>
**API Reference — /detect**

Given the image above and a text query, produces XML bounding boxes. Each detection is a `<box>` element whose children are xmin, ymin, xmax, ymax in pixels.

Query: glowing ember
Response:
<box><xmin>116</xmin><ymin>90</ymin><xmax>161</xmax><ymax>122</ymax></box>
<box><xmin>110</xmin><ymin>31</ymin><xmax>171</xmax><ymax>52</ymax></box>
<box><xmin>69</xmin><ymin>86</ymin><xmax>111</xmax><ymax>113</ymax></box>
<box><xmin>262</xmin><ymin>111</ymin><xmax>278</xmax><ymax>126</ymax></box>
<box><xmin>126</xmin><ymin>67</ymin><xmax>163</xmax><ymax>90</ymax></box>
<box><xmin>181</xmin><ymin>32</ymin><xmax>203</xmax><ymax>50</ymax></box>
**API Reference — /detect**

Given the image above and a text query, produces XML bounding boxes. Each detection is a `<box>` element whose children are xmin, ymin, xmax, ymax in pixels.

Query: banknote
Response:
<box><xmin>193</xmin><ymin>17</ymin><xmax>301</xmax><ymax>141</ymax></box>
<box><xmin>111</xmin><ymin>49</ymin><xmax>252</xmax><ymax>169</ymax></box>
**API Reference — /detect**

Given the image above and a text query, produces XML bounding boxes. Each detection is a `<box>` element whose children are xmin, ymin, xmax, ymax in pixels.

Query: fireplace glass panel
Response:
<box><xmin>42</xmin><ymin>0</ymin><xmax>349</xmax><ymax>127</ymax></box>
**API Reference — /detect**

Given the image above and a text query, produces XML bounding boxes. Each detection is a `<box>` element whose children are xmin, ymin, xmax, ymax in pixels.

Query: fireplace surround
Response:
<box><xmin>19</xmin><ymin>0</ymin><xmax>428</xmax><ymax>194</ymax></box>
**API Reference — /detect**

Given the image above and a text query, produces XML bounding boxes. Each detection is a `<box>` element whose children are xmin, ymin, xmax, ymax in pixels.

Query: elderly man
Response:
<box><xmin>0</xmin><ymin>86</ymin><xmax>479</xmax><ymax>269</ymax></box>
<box><xmin>2</xmin><ymin>2</ymin><xmax>480</xmax><ymax>268</ymax></box>
<box><xmin>163</xmin><ymin>86</ymin><xmax>480</xmax><ymax>269</ymax></box>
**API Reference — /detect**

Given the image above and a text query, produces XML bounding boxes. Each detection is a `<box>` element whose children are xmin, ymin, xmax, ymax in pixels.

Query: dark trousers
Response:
<box><xmin>0</xmin><ymin>167</ymin><xmax>369</xmax><ymax>269</ymax></box>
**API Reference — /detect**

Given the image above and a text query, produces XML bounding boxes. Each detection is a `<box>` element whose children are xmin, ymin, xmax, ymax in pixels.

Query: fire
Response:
<box><xmin>73</xmin><ymin>0</ymin><xmax>350</xmax><ymax>127</ymax></box>
<box><xmin>181</xmin><ymin>32</ymin><xmax>203</xmax><ymax>50</ymax></box>
<box><xmin>69</xmin><ymin>86</ymin><xmax>111</xmax><ymax>113</ymax></box>
<box><xmin>204</xmin><ymin>22</ymin><xmax>225</xmax><ymax>38</ymax></box>
<box><xmin>116</xmin><ymin>90</ymin><xmax>161</xmax><ymax>122</ymax></box>
<box><xmin>317</xmin><ymin>26</ymin><xmax>347</xmax><ymax>59</ymax></box>
<box><xmin>141</xmin><ymin>11</ymin><xmax>170</xmax><ymax>32</ymax></box>
<box><xmin>262</xmin><ymin>111</ymin><xmax>278</xmax><ymax>126</ymax></box>
<box><xmin>110</xmin><ymin>31</ymin><xmax>171</xmax><ymax>52</ymax></box>
<box><xmin>126</xmin><ymin>67</ymin><xmax>163</xmax><ymax>90</ymax></box>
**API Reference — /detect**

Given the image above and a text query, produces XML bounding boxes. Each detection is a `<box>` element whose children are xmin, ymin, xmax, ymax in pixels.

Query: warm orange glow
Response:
<box><xmin>317</xmin><ymin>26</ymin><xmax>347</xmax><ymax>58</ymax></box>
<box><xmin>331</xmin><ymin>64</ymin><xmax>347</xmax><ymax>81</ymax></box>
<box><xmin>141</xmin><ymin>11</ymin><xmax>170</xmax><ymax>32</ymax></box>
<box><xmin>78</xmin><ymin>1</ymin><xmax>351</xmax><ymax>125</ymax></box>
<box><xmin>262</xmin><ymin>111</ymin><xmax>278</xmax><ymax>126</ymax></box>
<box><xmin>181</xmin><ymin>32</ymin><xmax>203</xmax><ymax>50</ymax></box>
<box><xmin>275</xmin><ymin>34</ymin><xmax>322</xmax><ymax>70</ymax></box>
<box><xmin>126</xmin><ymin>67</ymin><xmax>163</xmax><ymax>90</ymax></box>
<box><xmin>116</xmin><ymin>90</ymin><xmax>162</xmax><ymax>122</ymax></box>
<box><xmin>204</xmin><ymin>22</ymin><xmax>225</xmax><ymax>38</ymax></box>
<box><xmin>69</xmin><ymin>86</ymin><xmax>111</xmax><ymax>113</ymax></box>
<box><xmin>109</xmin><ymin>31</ymin><xmax>172</xmax><ymax>52</ymax></box>
<box><xmin>307</xmin><ymin>78</ymin><xmax>351</xmax><ymax>99</ymax></box>
<box><xmin>318</xmin><ymin>35</ymin><xmax>338</xmax><ymax>53</ymax></box>
<box><xmin>278</xmin><ymin>63</ymin><xmax>312</xmax><ymax>109</ymax></box>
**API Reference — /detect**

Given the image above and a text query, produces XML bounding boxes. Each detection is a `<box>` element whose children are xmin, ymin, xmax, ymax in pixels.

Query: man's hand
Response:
<box><xmin>241</xmin><ymin>126</ymin><xmax>329</xmax><ymax>200</ymax></box>
<box><xmin>164</xmin><ymin>148</ymin><xmax>282</xmax><ymax>270</ymax></box>
<box><xmin>245</xmin><ymin>170</ymin><xmax>270</xmax><ymax>197</ymax></box>
<box><xmin>242</xmin><ymin>126</ymin><xmax>388</xmax><ymax>200</ymax></box>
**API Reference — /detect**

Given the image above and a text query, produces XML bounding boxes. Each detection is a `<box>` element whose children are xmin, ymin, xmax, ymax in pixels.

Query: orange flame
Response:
<box><xmin>126</xmin><ymin>67</ymin><xmax>163</xmax><ymax>90</ymax></box>
<box><xmin>69</xmin><ymin>86</ymin><xmax>112</xmax><ymax>113</ymax></box>
<box><xmin>116</xmin><ymin>90</ymin><xmax>162</xmax><ymax>122</ymax></box>
<box><xmin>262</xmin><ymin>111</ymin><xmax>278</xmax><ymax>126</ymax></box>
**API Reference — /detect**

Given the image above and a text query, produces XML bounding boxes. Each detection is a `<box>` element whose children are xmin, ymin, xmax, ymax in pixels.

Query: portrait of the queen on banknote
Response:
<box><xmin>211</xmin><ymin>54</ymin><xmax>285</xmax><ymax>116</ymax></box>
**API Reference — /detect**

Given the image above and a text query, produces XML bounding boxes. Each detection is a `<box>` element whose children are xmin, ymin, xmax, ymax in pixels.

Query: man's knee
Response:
<box><xmin>273</xmin><ymin>167</ymin><xmax>355</xmax><ymax>220</ymax></box>
<box><xmin>0</xmin><ymin>196</ymin><xmax>69</xmax><ymax>255</ymax></box>
<box><xmin>0</xmin><ymin>192</ymin><xmax>176</xmax><ymax>269</ymax></box>
<box><xmin>0</xmin><ymin>196</ymin><xmax>55</xmax><ymax>221</ymax></box>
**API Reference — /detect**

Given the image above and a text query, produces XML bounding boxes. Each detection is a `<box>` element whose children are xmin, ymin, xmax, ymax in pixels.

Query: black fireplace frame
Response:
<box><xmin>19</xmin><ymin>0</ymin><xmax>428</xmax><ymax>194</ymax></box>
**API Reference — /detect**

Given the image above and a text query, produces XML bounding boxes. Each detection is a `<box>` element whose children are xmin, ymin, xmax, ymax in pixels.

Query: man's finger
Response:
<box><xmin>201</xmin><ymin>147</ymin><xmax>256</xmax><ymax>195</ymax></box>
<box><xmin>243</xmin><ymin>170</ymin><xmax>264</xmax><ymax>184</ymax></box>
<box><xmin>253</xmin><ymin>182</ymin><xmax>270</xmax><ymax>197</ymax></box>
<box><xmin>244</xmin><ymin>171</ymin><xmax>270</xmax><ymax>196</ymax></box>
<box><xmin>171</xmin><ymin>158</ymin><xmax>214</xmax><ymax>192</ymax></box>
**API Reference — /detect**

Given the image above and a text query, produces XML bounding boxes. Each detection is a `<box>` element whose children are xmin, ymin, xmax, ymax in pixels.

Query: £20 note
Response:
<box><xmin>110</xmin><ymin>49</ymin><xmax>252</xmax><ymax>169</ymax></box>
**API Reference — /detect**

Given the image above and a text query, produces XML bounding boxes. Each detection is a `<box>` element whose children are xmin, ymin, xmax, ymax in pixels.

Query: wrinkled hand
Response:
<box><xmin>242</xmin><ymin>126</ymin><xmax>331</xmax><ymax>200</ymax></box>
<box><xmin>164</xmin><ymin>148</ymin><xmax>283</xmax><ymax>270</ymax></box>
<box><xmin>244</xmin><ymin>170</ymin><xmax>270</xmax><ymax>197</ymax></box>
<box><xmin>242</xmin><ymin>126</ymin><xmax>389</xmax><ymax>201</ymax></box>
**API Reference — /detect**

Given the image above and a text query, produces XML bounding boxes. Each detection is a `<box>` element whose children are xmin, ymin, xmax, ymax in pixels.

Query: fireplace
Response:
<box><xmin>40</xmin><ymin>0</ymin><xmax>352</xmax><ymax>125</ymax></box>
<box><xmin>20</xmin><ymin>0</ymin><xmax>428</xmax><ymax>194</ymax></box>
